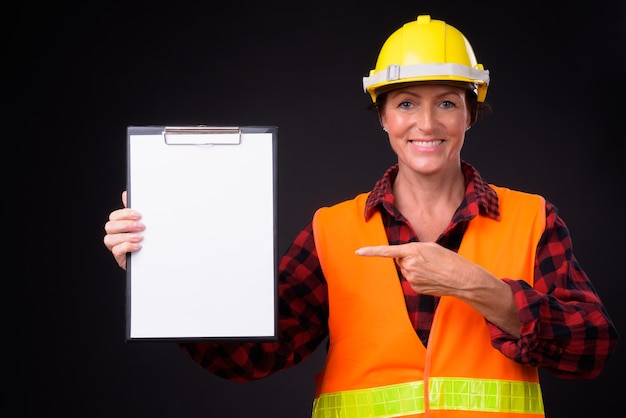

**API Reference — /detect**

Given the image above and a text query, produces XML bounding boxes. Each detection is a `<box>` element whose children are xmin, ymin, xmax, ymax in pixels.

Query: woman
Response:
<box><xmin>104</xmin><ymin>15</ymin><xmax>618</xmax><ymax>417</ymax></box>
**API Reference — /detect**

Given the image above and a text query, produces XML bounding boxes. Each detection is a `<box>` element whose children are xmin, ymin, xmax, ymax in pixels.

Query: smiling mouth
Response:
<box><xmin>410</xmin><ymin>140</ymin><xmax>443</xmax><ymax>147</ymax></box>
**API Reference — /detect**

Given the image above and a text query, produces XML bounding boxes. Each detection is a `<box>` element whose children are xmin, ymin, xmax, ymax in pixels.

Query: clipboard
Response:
<box><xmin>126</xmin><ymin>126</ymin><xmax>278</xmax><ymax>341</ymax></box>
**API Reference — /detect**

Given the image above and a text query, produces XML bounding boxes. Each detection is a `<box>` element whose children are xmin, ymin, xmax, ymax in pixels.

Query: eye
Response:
<box><xmin>440</xmin><ymin>100</ymin><xmax>456</xmax><ymax>109</ymax></box>
<box><xmin>398</xmin><ymin>100</ymin><xmax>413</xmax><ymax>110</ymax></box>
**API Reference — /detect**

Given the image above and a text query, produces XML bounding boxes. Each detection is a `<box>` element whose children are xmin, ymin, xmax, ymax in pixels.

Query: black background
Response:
<box><xmin>14</xmin><ymin>1</ymin><xmax>624</xmax><ymax>416</ymax></box>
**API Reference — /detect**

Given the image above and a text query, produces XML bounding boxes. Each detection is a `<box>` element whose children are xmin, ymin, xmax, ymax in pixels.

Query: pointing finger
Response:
<box><xmin>355</xmin><ymin>244</ymin><xmax>414</xmax><ymax>258</ymax></box>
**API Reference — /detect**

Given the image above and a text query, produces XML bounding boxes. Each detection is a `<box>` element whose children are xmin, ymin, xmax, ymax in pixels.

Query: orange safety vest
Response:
<box><xmin>311</xmin><ymin>186</ymin><xmax>546</xmax><ymax>418</ymax></box>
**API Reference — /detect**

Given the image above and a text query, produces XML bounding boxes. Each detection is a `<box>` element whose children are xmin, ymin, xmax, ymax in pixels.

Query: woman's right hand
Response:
<box><xmin>103</xmin><ymin>191</ymin><xmax>145</xmax><ymax>270</ymax></box>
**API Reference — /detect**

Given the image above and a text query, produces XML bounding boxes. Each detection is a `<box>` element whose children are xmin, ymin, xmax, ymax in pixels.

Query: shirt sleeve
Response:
<box><xmin>487</xmin><ymin>202</ymin><xmax>620</xmax><ymax>378</ymax></box>
<box><xmin>178</xmin><ymin>222</ymin><xmax>329</xmax><ymax>382</ymax></box>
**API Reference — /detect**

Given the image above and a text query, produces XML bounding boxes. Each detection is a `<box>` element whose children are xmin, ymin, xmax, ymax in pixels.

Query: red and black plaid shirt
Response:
<box><xmin>180</xmin><ymin>161</ymin><xmax>618</xmax><ymax>381</ymax></box>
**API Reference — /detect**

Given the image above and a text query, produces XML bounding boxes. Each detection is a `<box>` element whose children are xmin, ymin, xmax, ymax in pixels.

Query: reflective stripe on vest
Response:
<box><xmin>312</xmin><ymin>378</ymin><xmax>544</xmax><ymax>417</ymax></box>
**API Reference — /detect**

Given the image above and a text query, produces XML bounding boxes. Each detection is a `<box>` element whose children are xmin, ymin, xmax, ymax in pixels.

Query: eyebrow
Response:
<box><xmin>390</xmin><ymin>88</ymin><xmax>464</xmax><ymax>99</ymax></box>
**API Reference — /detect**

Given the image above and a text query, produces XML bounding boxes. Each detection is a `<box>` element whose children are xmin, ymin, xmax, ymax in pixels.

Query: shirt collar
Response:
<box><xmin>364</xmin><ymin>161</ymin><xmax>500</xmax><ymax>222</ymax></box>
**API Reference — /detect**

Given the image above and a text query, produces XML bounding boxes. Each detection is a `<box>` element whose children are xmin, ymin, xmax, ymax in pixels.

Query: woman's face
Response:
<box><xmin>380</xmin><ymin>83</ymin><xmax>472</xmax><ymax>176</ymax></box>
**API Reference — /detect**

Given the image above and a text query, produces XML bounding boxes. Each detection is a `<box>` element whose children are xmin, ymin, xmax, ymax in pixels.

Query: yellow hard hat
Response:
<box><xmin>363</xmin><ymin>15</ymin><xmax>490</xmax><ymax>103</ymax></box>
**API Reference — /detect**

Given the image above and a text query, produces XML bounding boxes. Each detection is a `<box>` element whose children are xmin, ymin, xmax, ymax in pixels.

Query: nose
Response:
<box><xmin>414</xmin><ymin>106</ymin><xmax>436</xmax><ymax>133</ymax></box>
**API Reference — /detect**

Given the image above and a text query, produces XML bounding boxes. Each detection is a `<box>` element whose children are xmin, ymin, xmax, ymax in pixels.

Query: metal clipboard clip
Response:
<box><xmin>162</xmin><ymin>126</ymin><xmax>241</xmax><ymax>145</ymax></box>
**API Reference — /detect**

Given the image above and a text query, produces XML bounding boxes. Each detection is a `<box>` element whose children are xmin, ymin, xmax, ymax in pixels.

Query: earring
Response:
<box><xmin>382</xmin><ymin>127</ymin><xmax>388</xmax><ymax>132</ymax></box>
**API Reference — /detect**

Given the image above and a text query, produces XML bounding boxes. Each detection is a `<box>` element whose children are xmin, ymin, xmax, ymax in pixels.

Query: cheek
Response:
<box><xmin>455</xmin><ymin>117</ymin><xmax>471</xmax><ymax>136</ymax></box>
<box><xmin>386</xmin><ymin>128</ymin><xmax>407</xmax><ymax>154</ymax></box>
<box><xmin>383</xmin><ymin>113</ymin><xmax>407</xmax><ymax>133</ymax></box>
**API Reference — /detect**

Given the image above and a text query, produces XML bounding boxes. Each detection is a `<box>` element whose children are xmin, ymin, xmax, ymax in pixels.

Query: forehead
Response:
<box><xmin>378</xmin><ymin>80</ymin><xmax>472</xmax><ymax>98</ymax></box>
<box><xmin>388</xmin><ymin>81</ymin><xmax>468</xmax><ymax>96</ymax></box>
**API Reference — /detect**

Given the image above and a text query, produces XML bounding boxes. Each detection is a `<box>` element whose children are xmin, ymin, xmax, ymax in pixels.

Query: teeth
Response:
<box><xmin>411</xmin><ymin>140</ymin><xmax>443</xmax><ymax>147</ymax></box>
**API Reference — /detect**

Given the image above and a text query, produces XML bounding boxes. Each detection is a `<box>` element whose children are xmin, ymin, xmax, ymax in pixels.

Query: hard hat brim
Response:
<box><xmin>363</xmin><ymin>62</ymin><xmax>489</xmax><ymax>103</ymax></box>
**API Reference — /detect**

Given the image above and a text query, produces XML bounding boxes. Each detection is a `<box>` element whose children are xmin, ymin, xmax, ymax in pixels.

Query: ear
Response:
<box><xmin>466</xmin><ymin>110</ymin><xmax>473</xmax><ymax>129</ymax></box>
<box><xmin>379</xmin><ymin>112</ymin><xmax>387</xmax><ymax>132</ymax></box>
